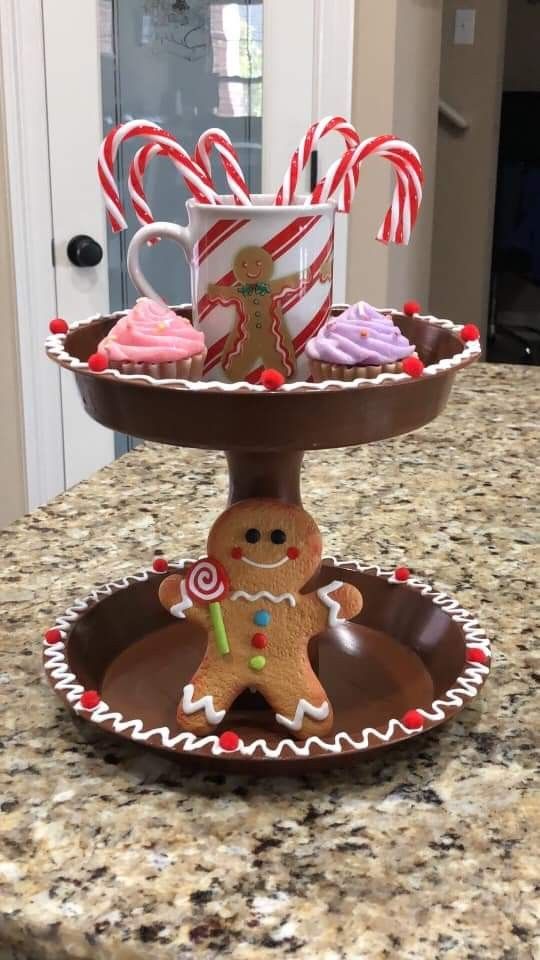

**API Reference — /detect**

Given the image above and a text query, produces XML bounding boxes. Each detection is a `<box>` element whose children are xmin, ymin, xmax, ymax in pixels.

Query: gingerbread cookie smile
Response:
<box><xmin>159</xmin><ymin>498</ymin><xmax>364</xmax><ymax>739</ymax></box>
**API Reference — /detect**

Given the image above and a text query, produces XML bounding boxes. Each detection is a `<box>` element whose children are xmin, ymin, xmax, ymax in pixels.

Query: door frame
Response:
<box><xmin>0</xmin><ymin>0</ymin><xmax>355</xmax><ymax>509</ymax></box>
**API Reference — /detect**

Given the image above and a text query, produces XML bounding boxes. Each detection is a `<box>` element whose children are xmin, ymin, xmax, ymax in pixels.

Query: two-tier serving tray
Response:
<box><xmin>43</xmin><ymin>306</ymin><xmax>490</xmax><ymax>773</ymax></box>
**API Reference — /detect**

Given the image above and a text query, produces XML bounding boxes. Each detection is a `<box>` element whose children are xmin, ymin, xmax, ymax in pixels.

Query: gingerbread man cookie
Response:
<box><xmin>207</xmin><ymin>246</ymin><xmax>317</xmax><ymax>381</ymax></box>
<box><xmin>159</xmin><ymin>499</ymin><xmax>362</xmax><ymax>739</ymax></box>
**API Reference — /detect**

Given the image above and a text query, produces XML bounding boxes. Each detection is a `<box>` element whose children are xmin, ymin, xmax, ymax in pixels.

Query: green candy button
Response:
<box><xmin>249</xmin><ymin>655</ymin><xmax>266</xmax><ymax>671</ymax></box>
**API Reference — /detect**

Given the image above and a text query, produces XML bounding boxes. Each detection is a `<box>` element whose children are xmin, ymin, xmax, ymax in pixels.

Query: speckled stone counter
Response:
<box><xmin>0</xmin><ymin>363</ymin><xmax>538</xmax><ymax>960</ymax></box>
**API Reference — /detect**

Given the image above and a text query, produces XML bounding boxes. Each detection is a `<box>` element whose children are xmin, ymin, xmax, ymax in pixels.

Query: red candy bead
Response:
<box><xmin>231</xmin><ymin>547</ymin><xmax>243</xmax><ymax>560</ymax></box>
<box><xmin>394</xmin><ymin>566</ymin><xmax>410</xmax><ymax>582</ymax></box>
<box><xmin>251</xmin><ymin>633</ymin><xmax>268</xmax><ymax>649</ymax></box>
<box><xmin>403</xmin><ymin>300</ymin><xmax>421</xmax><ymax>317</ymax></box>
<box><xmin>287</xmin><ymin>547</ymin><xmax>300</xmax><ymax>560</ymax></box>
<box><xmin>260</xmin><ymin>368</ymin><xmax>285</xmax><ymax>390</ymax></box>
<box><xmin>402</xmin><ymin>356</ymin><xmax>424</xmax><ymax>378</ymax></box>
<box><xmin>44</xmin><ymin>628</ymin><xmax>62</xmax><ymax>645</ymax></box>
<box><xmin>152</xmin><ymin>557</ymin><xmax>168</xmax><ymax>573</ymax></box>
<box><xmin>460</xmin><ymin>323</ymin><xmax>480</xmax><ymax>343</ymax></box>
<box><xmin>219</xmin><ymin>731</ymin><xmax>240</xmax><ymax>752</ymax></box>
<box><xmin>87</xmin><ymin>352</ymin><xmax>108</xmax><ymax>373</ymax></box>
<box><xmin>80</xmin><ymin>690</ymin><xmax>100</xmax><ymax>710</ymax></box>
<box><xmin>49</xmin><ymin>317</ymin><xmax>68</xmax><ymax>335</ymax></box>
<box><xmin>401</xmin><ymin>709</ymin><xmax>424</xmax><ymax>730</ymax></box>
<box><xmin>466</xmin><ymin>647</ymin><xmax>488</xmax><ymax>665</ymax></box>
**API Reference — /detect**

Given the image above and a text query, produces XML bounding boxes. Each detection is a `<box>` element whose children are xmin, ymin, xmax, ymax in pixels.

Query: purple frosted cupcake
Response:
<box><xmin>306</xmin><ymin>301</ymin><xmax>417</xmax><ymax>381</ymax></box>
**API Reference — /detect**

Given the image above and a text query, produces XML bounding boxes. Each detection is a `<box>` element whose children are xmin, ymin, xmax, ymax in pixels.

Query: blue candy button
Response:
<box><xmin>254</xmin><ymin>610</ymin><xmax>271</xmax><ymax>627</ymax></box>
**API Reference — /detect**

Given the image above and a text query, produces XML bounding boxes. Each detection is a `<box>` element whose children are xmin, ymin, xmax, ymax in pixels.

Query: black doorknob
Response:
<box><xmin>67</xmin><ymin>234</ymin><xmax>103</xmax><ymax>268</ymax></box>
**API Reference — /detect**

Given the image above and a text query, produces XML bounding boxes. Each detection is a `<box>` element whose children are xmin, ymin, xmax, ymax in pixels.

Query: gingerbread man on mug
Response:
<box><xmin>207</xmin><ymin>246</ymin><xmax>332</xmax><ymax>381</ymax></box>
<box><xmin>159</xmin><ymin>499</ymin><xmax>362</xmax><ymax>739</ymax></box>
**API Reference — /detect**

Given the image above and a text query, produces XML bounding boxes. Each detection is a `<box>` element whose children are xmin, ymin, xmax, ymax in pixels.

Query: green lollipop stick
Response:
<box><xmin>209</xmin><ymin>601</ymin><xmax>230</xmax><ymax>655</ymax></box>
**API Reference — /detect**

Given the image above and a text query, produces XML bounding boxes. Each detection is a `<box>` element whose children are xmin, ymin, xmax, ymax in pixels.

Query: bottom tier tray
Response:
<box><xmin>43</xmin><ymin>559</ymin><xmax>491</xmax><ymax>774</ymax></box>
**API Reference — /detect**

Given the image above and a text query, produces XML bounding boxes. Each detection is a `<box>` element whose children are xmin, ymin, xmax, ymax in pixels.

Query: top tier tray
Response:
<box><xmin>46</xmin><ymin>306</ymin><xmax>479</xmax><ymax>454</ymax></box>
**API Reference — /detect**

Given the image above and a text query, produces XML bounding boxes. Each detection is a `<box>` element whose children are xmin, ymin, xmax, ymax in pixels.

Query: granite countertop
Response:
<box><xmin>0</xmin><ymin>363</ymin><xmax>538</xmax><ymax>960</ymax></box>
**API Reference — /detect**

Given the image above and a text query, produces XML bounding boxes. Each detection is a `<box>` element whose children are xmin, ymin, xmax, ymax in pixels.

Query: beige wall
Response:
<box><xmin>504</xmin><ymin>0</ymin><xmax>540</xmax><ymax>92</ymax></box>
<box><xmin>347</xmin><ymin>0</ymin><xmax>443</xmax><ymax>308</ymax></box>
<box><xmin>0</xmin><ymin>52</ymin><xmax>26</xmax><ymax>527</ymax></box>
<box><xmin>430</xmin><ymin>0</ymin><xmax>508</xmax><ymax>334</ymax></box>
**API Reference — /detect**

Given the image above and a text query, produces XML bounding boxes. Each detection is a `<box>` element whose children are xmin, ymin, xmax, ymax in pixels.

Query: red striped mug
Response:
<box><xmin>127</xmin><ymin>195</ymin><xmax>336</xmax><ymax>383</ymax></box>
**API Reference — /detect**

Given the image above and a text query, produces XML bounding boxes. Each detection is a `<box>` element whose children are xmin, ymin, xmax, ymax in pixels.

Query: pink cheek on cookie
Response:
<box><xmin>287</xmin><ymin>547</ymin><xmax>300</xmax><ymax>560</ymax></box>
<box><xmin>231</xmin><ymin>547</ymin><xmax>243</xmax><ymax>560</ymax></box>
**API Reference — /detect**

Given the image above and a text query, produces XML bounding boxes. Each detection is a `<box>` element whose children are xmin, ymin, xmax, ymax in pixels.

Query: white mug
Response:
<box><xmin>127</xmin><ymin>195</ymin><xmax>336</xmax><ymax>382</ymax></box>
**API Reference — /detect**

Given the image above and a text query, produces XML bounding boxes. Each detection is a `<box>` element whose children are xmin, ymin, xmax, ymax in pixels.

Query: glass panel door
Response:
<box><xmin>99</xmin><ymin>0</ymin><xmax>263</xmax><ymax>312</ymax></box>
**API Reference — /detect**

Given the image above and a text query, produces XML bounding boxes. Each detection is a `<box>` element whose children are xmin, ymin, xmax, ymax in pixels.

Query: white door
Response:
<box><xmin>30</xmin><ymin>0</ymin><xmax>354</xmax><ymax>493</ymax></box>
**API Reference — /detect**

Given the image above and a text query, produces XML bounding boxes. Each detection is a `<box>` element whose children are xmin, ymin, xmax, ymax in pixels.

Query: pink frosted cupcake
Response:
<box><xmin>306</xmin><ymin>301</ymin><xmax>417</xmax><ymax>381</ymax></box>
<box><xmin>97</xmin><ymin>298</ymin><xmax>206</xmax><ymax>380</ymax></box>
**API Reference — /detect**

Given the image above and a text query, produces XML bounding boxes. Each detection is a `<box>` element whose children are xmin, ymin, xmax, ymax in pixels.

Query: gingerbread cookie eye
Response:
<box><xmin>245</xmin><ymin>528</ymin><xmax>261</xmax><ymax>543</ymax></box>
<box><xmin>270</xmin><ymin>529</ymin><xmax>287</xmax><ymax>544</ymax></box>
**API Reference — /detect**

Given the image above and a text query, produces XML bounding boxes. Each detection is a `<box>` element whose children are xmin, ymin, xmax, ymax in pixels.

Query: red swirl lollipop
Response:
<box><xmin>185</xmin><ymin>558</ymin><xmax>230</xmax><ymax>655</ymax></box>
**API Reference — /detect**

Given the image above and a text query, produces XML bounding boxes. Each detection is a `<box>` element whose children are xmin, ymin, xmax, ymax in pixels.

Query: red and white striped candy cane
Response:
<box><xmin>194</xmin><ymin>128</ymin><xmax>251</xmax><ymax>205</ymax></box>
<box><xmin>98</xmin><ymin>119</ymin><xmax>218</xmax><ymax>232</ymax></box>
<box><xmin>275</xmin><ymin>115</ymin><xmax>360</xmax><ymax>210</ymax></box>
<box><xmin>310</xmin><ymin>135</ymin><xmax>424</xmax><ymax>243</ymax></box>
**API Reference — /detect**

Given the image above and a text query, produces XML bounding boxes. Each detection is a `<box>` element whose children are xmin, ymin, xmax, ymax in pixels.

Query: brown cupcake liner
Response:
<box><xmin>309</xmin><ymin>353</ymin><xmax>418</xmax><ymax>383</ymax></box>
<box><xmin>108</xmin><ymin>350</ymin><xmax>206</xmax><ymax>382</ymax></box>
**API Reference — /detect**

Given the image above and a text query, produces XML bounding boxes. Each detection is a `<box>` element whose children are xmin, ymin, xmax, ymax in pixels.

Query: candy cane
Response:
<box><xmin>98</xmin><ymin>119</ymin><xmax>218</xmax><ymax>232</ymax></box>
<box><xmin>194</xmin><ymin>128</ymin><xmax>251</xmax><ymax>205</ymax></box>
<box><xmin>185</xmin><ymin>558</ymin><xmax>230</xmax><ymax>656</ymax></box>
<box><xmin>275</xmin><ymin>115</ymin><xmax>360</xmax><ymax>211</ymax></box>
<box><xmin>310</xmin><ymin>135</ymin><xmax>424</xmax><ymax>243</ymax></box>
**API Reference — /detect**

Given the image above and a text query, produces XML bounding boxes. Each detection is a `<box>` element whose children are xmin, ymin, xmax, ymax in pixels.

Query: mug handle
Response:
<box><xmin>127</xmin><ymin>221</ymin><xmax>193</xmax><ymax>302</ymax></box>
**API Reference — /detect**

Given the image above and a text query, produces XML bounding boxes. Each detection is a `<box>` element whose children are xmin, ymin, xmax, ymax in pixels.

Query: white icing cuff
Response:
<box><xmin>276</xmin><ymin>698</ymin><xmax>330</xmax><ymax>731</ymax></box>
<box><xmin>170</xmin><ymin>580</ymin><xmax>193</xmax><ymax>619</ymax></box>
<box><xmin>317</xmin><ymin>580</ymin><xmax>346</xmax><ymax>626</ymax></box>
<box><xmin>181</xmin><ymin>683</ymin><xmax>225</xmax><ymax>726</ymax></box>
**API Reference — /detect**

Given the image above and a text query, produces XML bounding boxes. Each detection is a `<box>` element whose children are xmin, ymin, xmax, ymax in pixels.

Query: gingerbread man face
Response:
<box><xmin>207</xmin><ymin>499</ymin><xmax>322</xmax><ymax>594</ymax></box>
<box><xmin>232</xmin><ymin>246</ymin><xmax>274</xmax><ymax>285</ymax></box>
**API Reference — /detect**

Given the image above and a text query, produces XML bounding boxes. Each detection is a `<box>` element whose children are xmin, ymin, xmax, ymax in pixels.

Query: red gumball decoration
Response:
<box><xmin>401</xmin><ymin>709</ymin><xmax>424</xmax><ymax>730</ymax></box>
<box><xmin>466</xmin><ymin>647</ymin><xmax>488</xmax><ymax>665</ymax></box>
<box><xmin>259</xmin><ymin>368</ymin><xmax>285</xmax><ymax>391</ymax></box>
<box><xmin>403</xmin><ymin>300</ymin><xmax>421</xmax><ymax>317</ymax></box>
<box><xmin>87</xmin><ymin>352</ymin><xmax>108</xmax><ymax>373</ymax></box>
<box><xmin>394</xmin><ymin>566</ymin><xmax>410</xmax><ymax>582</ymax></box>
<box><xmin>80</xmin><ymin>690</ymin><xmax>101</xmax><ymax>710</ymax></box>
<box><xmin>152</xmin><ymin>557</ymin><xmax>168</xmax><ymax>573</ymax></box>
<box><xmin>44</xmin><ymin>628</ymin><xmax>62</xmax><ymax>645</ymax></box>
<box><xmin>219</xmin><ymin>730</ymin><xmax>240</xmax><ymax>752</ymax></box>
<box><xmin>460</xmin><ymin>324</ymin><xmax>480</xmax><ymax>343</ymax></box>
<box><xmin>402</xmin><ymin>356</ymin><xmax>424</xmax><ymax>378</ymax></box>
<box><xmin>49</xmin><ymin>318</ymin><xmax>68</xmax><ymax>335</ymax></box>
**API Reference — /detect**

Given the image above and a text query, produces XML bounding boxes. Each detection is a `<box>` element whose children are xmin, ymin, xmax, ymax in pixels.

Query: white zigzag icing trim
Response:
<box><xmin>170</xmin><ymin>579</ymin><xmax>192</xmax><ymax>619</ymax></box>
<box><xmin>276</xmin><ymin>698</ymin><xmax>330</xmax><ymax>731</ymax></box>
<box><xmin>43</xmin><ymin>559</ymin><xmax>491</xmax><ymax>759</ymax></box>
<box><xmin>45</xmin><ymin>306</ymin><xmax>481</xmax><ymax>394</ymax></box>
<box><xmin>231</xmin><ymin>590</ymin><xmax>296</xmax><ymax>607</ymax></box>
<box><xmin>317</xmin><ymin>580</ymin><xmax>346</xmax><ymax>626</ymax></box>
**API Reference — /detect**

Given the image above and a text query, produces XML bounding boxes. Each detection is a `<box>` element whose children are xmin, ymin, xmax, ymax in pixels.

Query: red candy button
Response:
<box><xmin>88</xmin><ymin>353</ymin><xmax>108</xmax><ymax>372</ymax></box>
<box><xmin>152</xmin><ymin>557</ymin><xmax>168</xmax><ymax>573</ymax></box>
<box><xmin>466</xmin><ymin>648</ymin><xmax>488</xmax><ymax>665</ymax></box>
<box><xmin>287</xmin><ymin>547</ymin><xmax>300</xmax><ymax>560</ymax></box>
<box><xmin>259</xmin><ymin>368</ymin><xmax>285</xmax><ymax>390</ymax></box>
<box><xmin>394</xmin><ymin>566</ymin><xmax>410</xmax><ymax>582</ymax></box>
<box><xmin>401</xmin><ymin>709</ymin><xmax>424</xmax><ymax>730</ymax></box>
<box><xmin>402</xmin><ymin>356</ymin><xmax>424</xmax><ymax>378</ymax></box>
<box><xmin>403</xmin><ymin>300</ymin><xmax>421</xmax><ymax>317</ymax></box>
<box><xmin>44</xmin><ymin>628</ymin><xmax>62</xmax><ymax>645</ymax></box>
<box><xmin>49</xmin><ymin>317</ymin><xmax>68</xmax><ymax>335</ymax></box>
<box><xmin>80</xmin><ymin>690</ymin><xmax>100</xmax><ymax>710</ymax></box>
<box><xmin>251</xmin><ymin>633</ymin><xmax>268</xmax><ymax>649</ymax></box>
<box><xmin>219</xmin><ymin>731</ymin><xmax>240</xmax><ymax>752</ymax></box>
<box><xmin>460</xmin><ymin>323</ymin><xmax>480</xmax><ymax>342</ymax></box>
